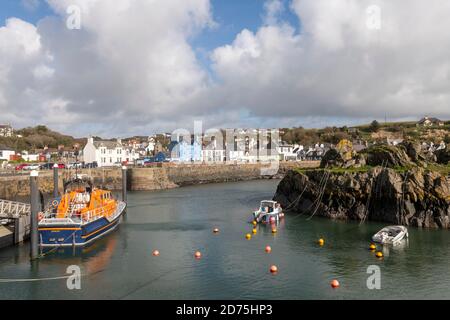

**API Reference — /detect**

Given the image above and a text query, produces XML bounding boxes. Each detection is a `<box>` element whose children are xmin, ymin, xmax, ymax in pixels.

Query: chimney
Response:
<box><xmin>88</xmin><ymin>136</ymin><xmax>94</xmax><ymax>144</ymax></box>
<box><xmin>117</xmin><ymin>138</ymin><xmax>122</xmax><ymax>145</ymax></box>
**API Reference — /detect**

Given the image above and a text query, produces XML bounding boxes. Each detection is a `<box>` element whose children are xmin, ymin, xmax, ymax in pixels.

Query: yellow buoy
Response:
<box><xmin>252</xmin><ymin>228</ymin><xmax>257</xmax><ymax>234</ymax></box>
<box><xmin>376</xmin><ymin>251</ymin><xmax>383</xmax><ymax>258</ymax></box>
<box><xmin>318</xmin><ymin>238</ymin><xmax>324</xmax><ymax>246</ymax></box>
<box><xmin>369</xmin><ymin>243</ymin><xmax>376</xmax><ymax>251</ymax></box>
<box><xmin>271</xmin><ymin>228</ymin><xmax>277</xmax><ymax>234</ymax></box>
<box><xmin>252</xmin><ymin>220</ymin><xmax>257</xmax><ymax>226</ymax></box>
<box><xmin>245</xmin><ymin>233</ymin><xmax>252</xmax><ymax>240</ymax></box>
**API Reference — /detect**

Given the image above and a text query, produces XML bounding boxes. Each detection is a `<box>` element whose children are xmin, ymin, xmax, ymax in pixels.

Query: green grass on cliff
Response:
<box><xmin>427</xmin><ymin>163</ymin><xmax>450</xmax><ymax>175</ymax></box>
<box><xmin>294</xmin><ymin>164</ymin><xmax>450</xmax><ymax>175</ymax></box>
<box><xmin>294</xmin><ymin>166</ymin><xmax>374</xmax><ymax>174</ymax></box>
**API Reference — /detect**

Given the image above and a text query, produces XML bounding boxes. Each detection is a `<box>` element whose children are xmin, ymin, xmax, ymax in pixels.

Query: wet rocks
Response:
<box><xmin>274</xmin><ymin>166</ymin><xmax>450</xmax><ymax>229</ymax></box>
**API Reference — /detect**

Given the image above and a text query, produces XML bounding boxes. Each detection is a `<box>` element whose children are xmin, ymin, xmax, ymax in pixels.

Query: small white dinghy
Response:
<box><xmin>253</xmin><ymin>200</ymin><xmax>284</xmax><ymax>224</ymax></box>
<box><xmin>372</xmin><ymin>225</ymin><xmax>408</xmax><ymax>245</ymax></box>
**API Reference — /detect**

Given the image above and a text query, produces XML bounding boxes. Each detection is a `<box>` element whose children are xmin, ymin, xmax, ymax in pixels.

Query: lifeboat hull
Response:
<box><xmin>39</xmin><ymin>201</ymin><xmax>126</xmax><ymax>247</ymax></box>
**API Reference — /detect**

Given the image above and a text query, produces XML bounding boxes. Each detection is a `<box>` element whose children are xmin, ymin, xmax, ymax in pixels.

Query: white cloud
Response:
<box><xmin>210</xmin><ymin>0</ymin><xmax>450</xmax><ymax>123</ymax></box>
<box><xmin>263</xmin><ymin>0</ymin><xmax>284</xmax><ymax>26</ymax></box>
<box><xmin>0</xmin><ymin>0</ymin><xmax>449</xmax><ymax>136</ymax></box>
<box><xmin>21</xmin><ymin>0</ymin><xmax>40</xmax><ymax>12</ymax></box>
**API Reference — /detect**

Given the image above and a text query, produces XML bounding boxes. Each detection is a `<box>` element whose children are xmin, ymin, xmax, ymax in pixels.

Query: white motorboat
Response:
<box><xmin>252</xmin><ymin>200</ymin><xmax>284</xmax><ymax>224</ymax></box>
<box><xmin>372</xmin><ymin>225</ymin><xmax>408</xmax><ymax>245</ymax></box>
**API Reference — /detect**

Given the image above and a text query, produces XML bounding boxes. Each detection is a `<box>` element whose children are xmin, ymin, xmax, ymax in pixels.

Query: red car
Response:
<box><xmin>15</xmin><ymin>164</ymin><xmax>28</xmax><ymax>170</ymax></box>
<box><xmin>57</xmin><ymin>163</ymin><xmax>66</xmax><ymax>169</ymax></box>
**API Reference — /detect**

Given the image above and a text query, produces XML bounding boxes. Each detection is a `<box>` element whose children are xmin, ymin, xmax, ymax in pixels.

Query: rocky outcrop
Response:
<box><xmin>436</xmin><ymin>147</ymin><xmax>450</xmax><ymax>164</ymax></box>
<box><xmin>274</xmin><ymin>167</ymin><xmax>450</xmax><ymax>228</ymax></box>
<box><xmin>364</xmin><ymin>144</ymin><xmax>414</xmax><ymax>168</ymax></box>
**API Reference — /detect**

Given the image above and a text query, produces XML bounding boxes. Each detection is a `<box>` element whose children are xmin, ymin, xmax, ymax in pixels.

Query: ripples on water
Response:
<box><xmin>1</xmin><ymin>179</ymin><xmax>450</xmax><ymax>299</ymax></box>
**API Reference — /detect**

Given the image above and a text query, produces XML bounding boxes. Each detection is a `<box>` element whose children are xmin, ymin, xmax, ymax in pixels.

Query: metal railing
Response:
<box><xmin>0</xmin><ymin>199</ymin><xmax>31</xmax><ymax>218</ymax></box>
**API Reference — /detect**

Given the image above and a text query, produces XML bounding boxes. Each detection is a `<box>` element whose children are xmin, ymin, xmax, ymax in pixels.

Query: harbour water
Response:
<box><xmin>1</xmin><ymin>179</ymin><xmax>450</xmax><ymax>299</ymax></box>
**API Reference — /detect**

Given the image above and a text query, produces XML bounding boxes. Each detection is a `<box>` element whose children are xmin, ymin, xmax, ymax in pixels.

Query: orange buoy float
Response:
<box><xmin>318</xmin><ymin>238</ymin><xmax>324</xmax><ymax>246</ymax></box>
<box><xmin>271</xmin><ymin>228</ymin><xmax>277</xmax><ymax>234</ymax></box>
<box><xmin>194</xmin><ymin>251</ymin><xmax>202</xmax><ymax>259</ymax></box>
<box><xmin>213</xmin><ymin>227</ymin><xmax>220</xmax><ymax>234</ymax></box>
<box><xmin>252</xmin><ymin>220</ymin><xmax>257</xmax><ymax>226</ymax></box>
<box><xmin>376</xmin><ymin>251</ymin><xmax>383</xmax><ymax>258</ymax></box>
<box><xmin>252</xmin><ymin>228</ymin><xmax>257</xmax><ymax>234</ymax></box>
<box><xmin>265</xmin><ymin>245</ymin><xmax>272</xmax><ymax>253</ymax></box>
<box><xmin>245</xmin><ymin>233</ymin><xmax>252</xmax><ymax>240</ymax></box>
<box><xmin>369</xmin><ymin>243</ymin><xmax>376</xmax><ymax>251</ymax></box>
<box><xmin>270</xmin><ymin>265</ymin><xmax>278</xmax><ymax>273</ymax></box>
<box><xmin>152</xmin><ymin>250</ymin><xmax>160</xmax><ymax>256</ymax></box>
<box><xmin>330</xmin><ymin>279</ymin><xmax>340</xmax><ymax>288</ymax></box>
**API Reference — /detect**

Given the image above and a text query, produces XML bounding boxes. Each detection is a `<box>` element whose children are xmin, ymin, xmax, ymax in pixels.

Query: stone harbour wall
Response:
<box><xmin>0</xmin><ymin>161</ymin><xmax>319</xmax><ymax>200</ymax></box>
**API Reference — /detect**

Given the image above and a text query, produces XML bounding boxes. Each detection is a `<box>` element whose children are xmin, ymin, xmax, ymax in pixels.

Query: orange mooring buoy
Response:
<box><xmin>265</xmin><ymin>245</ymin><xmax>272</xmax><ymax>253</ymax></box>
<box><xmin>245</xmin><ymin>233</ymin><xmax>252</xmax><ymax>240</ymax></box>
<box><xmin>252</xmin><ymin>228</ymin><xmax>257</xmax><ymax>234</ymax></box>
<box><xmin>270</xmin><ymin>265</ymin><xmax>278</xmax><ymax>273</ymax></box>
<box><xmin>194</xmin><ymin>251</ymin><xmax>202</xmax><ymax>259</ymax></box>
<box><xmin>152</xmin><ymin>250</ymin><xmax>160</xmax><ymax>256</ymax></box>
<box><xmin>376</xmin><ymin>251</ymin><xmax>383</xmax><ymax>258</ymax></box>
<box><xmin>252</xmin><ymin>220</ymin><xmax>257</xmax><ymax>226</ymax></box>
<box><xmin>318</xmin><ymin>238</ymin><xmax>324</xmax><ymax>246</ymax></box>
<box><xmin>369</xmin><ymin>243</ymin><xmax>376</xmax><ymax>250</ymax></box>
<box><xmin>331</xmin><ymin>279</ymin><xmax>340</xmax><ymax>288</ymax></box>
<box><xmin>271</xmin><ymin>228</ymin><xmax>277</xmax><ymax>234</ymax></box>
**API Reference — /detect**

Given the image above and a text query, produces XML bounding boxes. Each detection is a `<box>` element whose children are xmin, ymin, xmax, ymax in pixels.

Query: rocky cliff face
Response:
<box><xmin>274</xmin><ymin>167</ymin><xmax>450</xmax><ymax>228</ymax></box>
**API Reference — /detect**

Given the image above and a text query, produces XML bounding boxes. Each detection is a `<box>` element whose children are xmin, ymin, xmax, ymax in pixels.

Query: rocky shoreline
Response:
<box><xmin>274</xmin><ymin>143</ymin><xmax>450</xmax><ymax>228</ymax></box>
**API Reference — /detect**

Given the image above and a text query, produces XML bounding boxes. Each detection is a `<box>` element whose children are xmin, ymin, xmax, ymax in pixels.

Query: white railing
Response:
<box><xmin>39</xmin><ymin>218</ymin><xmax>79</xmax><ymax>225</ymax></box>
<box><xmin>0</xmin><ymin>200</ymin><xmax>31</xmax><ymax>218</ymax></box>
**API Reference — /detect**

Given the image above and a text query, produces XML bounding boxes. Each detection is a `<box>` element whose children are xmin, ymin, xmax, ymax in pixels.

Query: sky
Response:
<box><xmin>0</xmin><ymin>0</ymin><xmax>449</xmax><ymax>138</ymax></box>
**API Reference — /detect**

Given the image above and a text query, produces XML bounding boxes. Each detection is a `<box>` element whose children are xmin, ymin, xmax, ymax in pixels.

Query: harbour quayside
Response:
<box><xmin>38</xmin><ymin>176</ymin><xmax>126</xmax><ymax>247</ymax></box>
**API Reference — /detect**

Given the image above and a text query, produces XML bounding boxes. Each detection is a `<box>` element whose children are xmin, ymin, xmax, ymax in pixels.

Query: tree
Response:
<box><xmin>370</xmin><ymin>120</ymin><xmax>380</xmax><ymax>132</ymax></box>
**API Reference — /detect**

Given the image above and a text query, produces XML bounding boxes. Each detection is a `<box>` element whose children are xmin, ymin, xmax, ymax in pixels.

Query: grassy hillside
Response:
<box><xmin>281</xmin><ymin>120</ymin><xmax>450</xmax><ymax>146</ymax></box>
<box><xmin>0</xmin><ymin>125</ymin><xmax>85</xmax><ymax>152</ymax></box>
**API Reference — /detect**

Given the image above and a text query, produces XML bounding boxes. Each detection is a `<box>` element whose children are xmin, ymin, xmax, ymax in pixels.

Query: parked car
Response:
<box><xmin>15</xmin><ymin>164</ymin><xmax>28</xmax><ymax>171</ymax></box>
<box><xmin>83</xmin><ymin>162</ymin><xmax>98</xmax><ymax>168</ymax></box>
<box><xmin>56</xmin><ymin>163</ymin><xmax>66</xmax><ymax>169</ymax></box>
<box><xmin>39</xmin><ymin>163</ymin><xmax>55</xmax><ymax>170</ymax></box>
<box><xmin>67</xmin><ymin>162</ymin><xmax>83</xmax><ymax>169</ymax></box>
<box><xmin>24</xmin><ymin>164</ymin><xmax>40</xmax><ymax>170</ymax></box>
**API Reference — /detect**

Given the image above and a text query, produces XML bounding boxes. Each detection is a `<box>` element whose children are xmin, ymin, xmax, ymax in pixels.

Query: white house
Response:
<box><xmin>146</xmin><ymin>136</ymin><xmax>156</xmax><ymax>154</ymax></box>
<box><xmin>19</xmin><ymin>150</ymin><xmax>39</xmax><ymax>162</ymax></box>
<box><xmin>0</xmin><ymin>124</ymin><xmax>13</xmax><ymax>137</ymax></box>
<box><xmin>83</xmin><ymin>137</ymin><xmax>139</xmax><ymax>167</ymax></box>
<box><xmin>0</xmin><ymin>145</ymin><xmax>15</xmax><ymax>161</ymax></box>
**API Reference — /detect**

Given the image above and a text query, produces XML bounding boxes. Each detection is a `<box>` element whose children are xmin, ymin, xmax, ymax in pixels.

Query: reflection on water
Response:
<box><xmin>1</xmin><ymin>179</ymin><xmax>450</xmax><ymax>299</ymax></box>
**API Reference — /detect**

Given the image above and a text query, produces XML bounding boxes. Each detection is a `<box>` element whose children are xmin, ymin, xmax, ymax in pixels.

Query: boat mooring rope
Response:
<box><xmin>307</xmin><ymin>170</ymin><xmax>330</xmax><ymax>220</ymax></box>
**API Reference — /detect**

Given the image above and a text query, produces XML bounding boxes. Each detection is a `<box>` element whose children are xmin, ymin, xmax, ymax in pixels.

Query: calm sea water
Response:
<box><xmin>1</xmin><ymin>179</ymin><xmax>450</xmax><ymax>300</ymax></box>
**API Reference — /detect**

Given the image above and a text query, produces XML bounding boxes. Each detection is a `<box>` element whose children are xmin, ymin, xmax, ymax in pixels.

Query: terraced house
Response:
<box><xmin>83</xmin><ymin>137</ymin><xmax>139</xmax><ymax>167</ymax></box>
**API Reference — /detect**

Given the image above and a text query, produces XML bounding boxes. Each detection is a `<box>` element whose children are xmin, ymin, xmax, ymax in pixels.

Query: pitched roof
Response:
<box><xmin>93</xmin><ymin>140</ymin><xmax>122</xmax><ymax>149</ymax></box>
<box><xmin>418</xmin><ymin>117</ymin><xmax>443</xmax><ymax>124</ymax></box>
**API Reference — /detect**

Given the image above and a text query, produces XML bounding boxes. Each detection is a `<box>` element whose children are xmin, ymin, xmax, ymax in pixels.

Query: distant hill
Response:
<box><xmin>280</xmin><ymin>119</ymin><xmax>450</xmax><ymax>146</ymax></box>
<box><xmin>0</xmin><ymin>125</ymin><xmax>85</xmax><ymax>152</ymax></box>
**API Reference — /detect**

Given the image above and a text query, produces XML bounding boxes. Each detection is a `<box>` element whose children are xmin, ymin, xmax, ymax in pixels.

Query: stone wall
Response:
<box><xmin>0</xmin><ymin>161</ymin><xmax>319</xmax><ymax>199</ymax></box>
